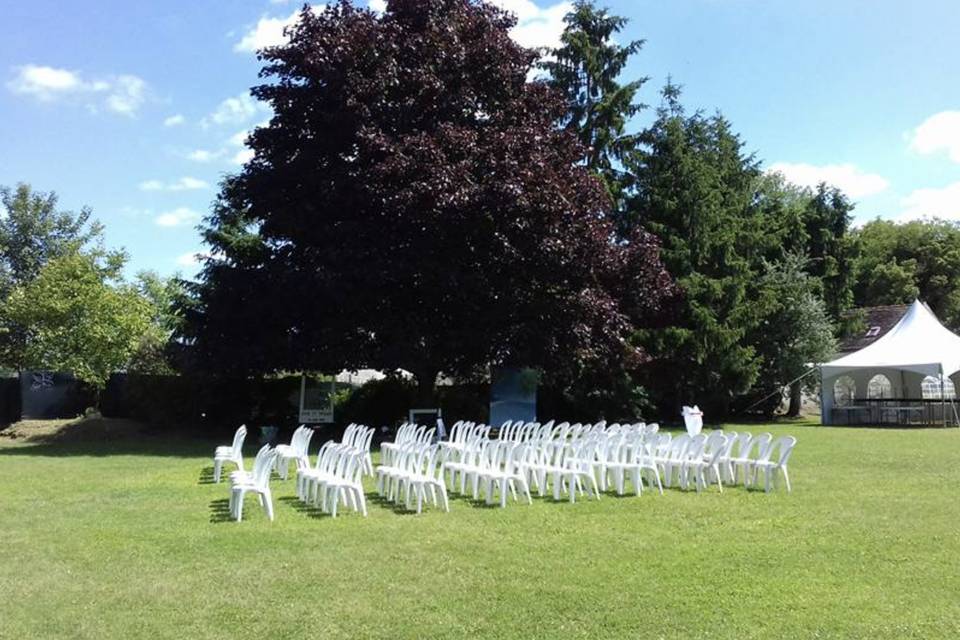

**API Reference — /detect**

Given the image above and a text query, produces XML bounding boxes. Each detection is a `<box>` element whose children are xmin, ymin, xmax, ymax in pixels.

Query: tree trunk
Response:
<box><xmin>786</xmin><ymin>380</ymin><xmax>803</xmax><ymax>417</ymax></box>
<box><xmin>414</xmin><ymin>368</ymin><xmax>438</xmax><ymax>407</ymax></box>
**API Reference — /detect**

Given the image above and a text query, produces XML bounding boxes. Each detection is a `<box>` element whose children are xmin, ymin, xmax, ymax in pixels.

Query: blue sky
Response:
<box><xmin>2</xmin><ymin>0</ymin><xmax>959</xmax><ymax>278</ymax></box>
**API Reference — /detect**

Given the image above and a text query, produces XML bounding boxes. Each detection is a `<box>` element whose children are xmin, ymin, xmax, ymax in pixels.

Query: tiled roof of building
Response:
<box><xmin>837</xmin><ymin>304</ymin><xmax>910</xmax><ymax>353</ymax></box>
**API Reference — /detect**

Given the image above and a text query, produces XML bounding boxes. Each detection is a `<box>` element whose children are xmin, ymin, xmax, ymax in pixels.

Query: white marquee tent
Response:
<box><xmin>820</xmin><ymin>300</ymin><xmax>960</xmax><ymax>425</ymax></box>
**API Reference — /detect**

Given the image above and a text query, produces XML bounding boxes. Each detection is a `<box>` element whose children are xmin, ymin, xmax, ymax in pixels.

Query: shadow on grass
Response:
<box><xmin>209</xmin><ymin>498</ymin><xmax>233</xmax><ymax>524</ymax></box>
<box><xmin>278</xmin><ymin>495</ymin><xmax>330</xmax><ymax>519</ymax></box>
<box><xmin>198</xmin><ymin>466</ymin><xmax>217</xmax><ymax>485</ymax></box>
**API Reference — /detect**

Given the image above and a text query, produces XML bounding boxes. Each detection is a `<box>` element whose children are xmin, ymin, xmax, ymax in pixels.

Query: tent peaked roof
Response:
<box><xmin>821</xmin><ymin>300</ymin><xmax>960</xmax><ymax>378</ymax></box>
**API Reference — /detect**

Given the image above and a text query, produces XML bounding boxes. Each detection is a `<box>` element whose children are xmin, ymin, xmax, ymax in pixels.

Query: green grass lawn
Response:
<box><xmin>2</xmin><ymin>419</ymin><xmax>959</xmax><ymax>639</ymax></box>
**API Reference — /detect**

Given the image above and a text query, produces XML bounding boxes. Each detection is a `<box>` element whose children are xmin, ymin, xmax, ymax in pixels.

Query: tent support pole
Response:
<box><xmin>941</xmin><ymin>372</ymin><xmax>945</xmax><ymax>427</ymax></box>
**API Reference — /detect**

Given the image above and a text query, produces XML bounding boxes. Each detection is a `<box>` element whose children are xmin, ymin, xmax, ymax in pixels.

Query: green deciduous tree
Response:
<box><xmin>0</xmin><ymin>183</ymin><xmax>118</xmax><ymax>370</ymax></box>
<box><xmin>4</xmin><ymin>252</ymin><xmax>152</xmax><ymax>392</ymax></box>
<box><xmin>745</xmin><ymin>253</ymin><xmax>837</xmax><ymax>416</ymax></box>
<box><xmin>854</xmin><ymin>218</ymin><xmax>960</xmax><ymax>330</ymax></box>
<box><xmin>127</xmin><ymin>271</ymin><xmax>184</xmax><ymax>375</ymax></box>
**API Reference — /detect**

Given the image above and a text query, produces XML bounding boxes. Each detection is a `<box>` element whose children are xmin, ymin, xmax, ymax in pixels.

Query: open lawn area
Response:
<box><xmin>2</xmin><ymin>420</ymin><xmax>959</xmax><ymax>639</ymax></box>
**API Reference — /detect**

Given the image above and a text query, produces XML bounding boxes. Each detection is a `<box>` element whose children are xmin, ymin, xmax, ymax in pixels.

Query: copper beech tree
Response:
<box><xmin>184</xmin><ymin>0</ymin><xmax>673</xmax><ymax>400</ymax></box>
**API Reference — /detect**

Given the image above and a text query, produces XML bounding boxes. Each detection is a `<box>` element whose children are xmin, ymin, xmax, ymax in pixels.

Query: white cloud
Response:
<box><xmin>229</xmin><ymin>128</ymin><xmax>250</xmax><ymax>147</ymax></box>
<box><xmin>187</xmin><ymin>149</ymin><xmax>223</xmax><ymax>163</ymax></box>
<box><xmin>7</xmin><ymin>65</ymin><xmax>148</xmax><ymax>116</ymax></box>
<box><xmin>104</xmin><ymin>75</ymin><xmax>146</xmax><ymax>115</ymax></box>
<box><xmin>488</xmin><ymin>0</ymin><xmax>572</xmax><ymax>50</ymax></box>
<box><xmin>176</xmin><ymin>250</ymin><xmax>223</xmax><ymax>269</ymax></box>
<box><xmin>176</xmin><ymin>251</ymin><xmax>206</xmax><ymax>267</ymax></box>
<box><xmin>119</xmin><ymin>206</ymin><xmax>152</xmax><ymax>218</ymax></box>
<box><xmin>139</xmin><ymin>177</ymin><xmax>209</xmax><ymax>192</ymax></box>
<box><xmin>155</xmin><ymin>207</ymin><xmax>201</xmax><ymax>228</ymax></box>
<box><xmin>138</xmin><ymin>179</ymin><xmax>165</xmax><ymax>191</ymax></box>
<box><xmin>202</xmin><ymin>92</ymin><xmax>270</xmax><ymax>128</ymax></box>
<box><xmin>6</xmin><ymin>65</ymin><xmax>83</xmax><ymax>98</ymax></box>
<box><xmin>232</xmin><ymin>148</ymin><xmax>255</xmax><ymax>165</ymax></box>
<box><xmin>173</xmin><ymin>176</ymin><xmax>209</xmax><ymax>190</ymax></box>
<box><xmin>900</xmin><ymin>182</ymin><xmax>960</xmax><ymax>221</ymax></box>
<box><xmin>368</xmin><ymin>0</ymin><xmax>386</xmax><ymax>12</ymax></box>
<box><xmin>228</xmin><ymin>120</ymin><xmax>268</xmax><ymax>147</ymax></box>
<box><xmin>767</xmin><ymin>162</ymin><xmax>889</xmax><ymax>199</ymax></box>
<box><xmin>234</xmin><ymin>6</ymin><xmax>323</xmax><ymax>53</ymax></box>
<box><xmin>164</xmin><ymin>113</ymin><xmax>185</xmax><ymax>127</ymax></box>
<box><xmin>909</xmin><ymin>111</ymin><xmax>960</xmax><ymax>163</ymax></box>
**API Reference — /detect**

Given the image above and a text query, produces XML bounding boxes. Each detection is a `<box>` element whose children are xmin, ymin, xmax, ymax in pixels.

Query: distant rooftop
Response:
<box><xmin>837</xmin><ymin>304</ymin><xmax>910</xmax><ymax>354</ymax></box>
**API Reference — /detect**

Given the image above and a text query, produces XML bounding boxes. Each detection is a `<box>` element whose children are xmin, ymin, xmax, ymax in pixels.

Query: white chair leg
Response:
<box><xmin>213</xmin><ymin>460</ymin><xmax>223</xmax><ymax>483</ymax></box>
<box><xmin>234</xmin><ymin>489</ymin><xmax>246</xmax><ymax>521</ymax></box>
<box><xmin>356</xmin><ymin>488</ymin><xmax>368</xmax><ymax>516</ymax></box>
<box><xmin>263</xmin><ymin>490</ymin><xmax>274</xmax><ymax>521</ymax></box>
<box><xmin>438</xmin><ymin>484</ymin><xmax>450</xmax><ymax>512</ymax></box>
<box><xmin>329</xmin><ymin>490</ymin><xmax>339</xmax><ymax>518</ymax></box>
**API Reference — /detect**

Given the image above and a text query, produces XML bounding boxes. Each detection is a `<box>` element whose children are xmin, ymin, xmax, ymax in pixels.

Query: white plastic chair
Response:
<box><xmin>477</xmin><ymin>442</ymin><xmax>533</xmax><ymax>508</ymax></box>
<box><xmin>686</xmin><ymin>433</ymin><xmax>727</xmax><ymax>493</ymax></box>
<box><xmin>274</xmin><ymin>425</ymin><xmax>314</xmax><ymax>480</ymax></box>
<box><xmin>730</xmin><ymin>433</ymin><xmax>772</xmax><ymax>486</ymax></box>
<box><xmin>607</xmin><ymin>434</ymin><xmax>663</xmax><ymax>495</ymax></box>
<box><xmin>404</xmin><ymin>445</ymin><xmax>451</xmax><ymax>514</ymax></box>
<box><xmin>321</xmin><ymin>452</ymin><xmax>367</xmax><ymax>518</ymax></box>
<box><xmin>678</xmin><ymin>434</ymin><xmax>707</xmax><ymax>490</ymax></box>
<box><xmin>229</xmin><ymin>445</ymin><xmax>277</xmax><ymax>522</ymax></box>
<box><xmin>656</xmin><ymin>434</ymin><xmax>691</xmax><ymax>488</ymax></box>
<box><xmin>213</xmin><ymin>425</ymin><xmax>246</xmax><ymax>483</ymax></box>
<box><xmin>559</xmin><ymin>439</ymin><xmax>601</xmax><ymax>503</ymax></box>
<box><xmin>297</xmin><ymin>441</ymin><xmax>341</xmax><ymax>503</ymax></box>
<box><xmin>752</xmin><ymin>436</ymin><xmax>796</xmax><ymax>492</ymax></box>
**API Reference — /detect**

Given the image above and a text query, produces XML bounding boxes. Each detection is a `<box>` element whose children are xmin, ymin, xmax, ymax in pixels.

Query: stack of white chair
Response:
<box><xmin>213</xmin><ymin>424</ymin><xmax>246</xmax><ymax>483</ymax></box>
<box><xmin>274</xmin><ymin>425</ymin><xmax>314</xmax><ymax>480</ymax></box>
<box><xmin>229</xmin><ymin>444</ymin><xmax>277</xmax><ymax>521</ymax></box>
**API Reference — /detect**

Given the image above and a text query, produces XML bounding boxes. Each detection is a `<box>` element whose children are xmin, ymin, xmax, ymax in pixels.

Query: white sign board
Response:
<box><xmin>299</xmin><ymin>375</ymin><xmax>335</xmax><ymax>424</ymax></box>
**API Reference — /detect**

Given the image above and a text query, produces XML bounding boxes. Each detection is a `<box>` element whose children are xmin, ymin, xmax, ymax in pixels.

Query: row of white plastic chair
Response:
<box><xmin>295</xmin><ymin>440</ymin><xmax>369</xmax><ymax>517</ymax></box>
<box><xmin>292</xmin><ymin>424</ymin><xmax>377</xmax><ymax>518</ymax></box>
<box><xmin>212</xmin><ymin>421</ymin><xmax>796</xmax><ymax>521</ymax></box>
<box><xmin>438</xmin><ymin>423</ymin><xmax>796</xmax><ymax>507</ymax></box>
<box><xmin>374</xmin><ymin>439</ymin><xmax>450</xmax><ymax>513</ymax></box>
